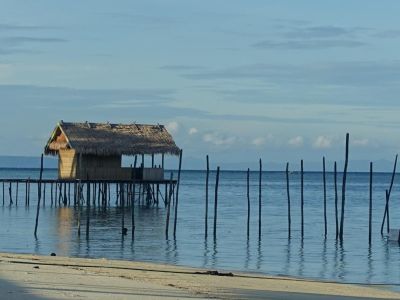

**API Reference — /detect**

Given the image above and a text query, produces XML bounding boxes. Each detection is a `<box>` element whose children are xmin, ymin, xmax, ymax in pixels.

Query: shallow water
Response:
<box><xmin>1</xmin><ymin>168</ymin><xmax>400</xmax><ymax>285</ymax></box>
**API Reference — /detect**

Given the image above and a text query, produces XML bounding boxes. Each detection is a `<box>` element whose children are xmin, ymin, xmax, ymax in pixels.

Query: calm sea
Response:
<box><xmin>1</xmin><ymin>168</ymin><xmax>400</xmax><ymax>286</ymax></box>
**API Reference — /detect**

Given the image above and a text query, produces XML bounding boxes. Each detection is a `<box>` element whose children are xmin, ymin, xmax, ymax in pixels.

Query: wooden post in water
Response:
<box><xmin>121</xmin><ymin>183</ymin><xmax>125</xmax><ymax>235</ymax></box>
<box><xmin>162</xmin><ymin>153</ymin><xmax>167</xmax><ymax>206</ymax></box>
<box><xmin>2</xmin><ymin>182</ymin><xmax>4</xmax><ymax>206</ymax></box>
<box><xmin>369</xmin><ymin>162</ymin><xmax>373</xmax><ymax>244</ymax></box>
<box><xmin>77</xmin><ymin>153</ymin><xmax>82</xmax><ymax>236</ymax></box>
<box><xmin>334</xmin><ymin>162</ymin><xmax>338</xmax><ymax>239</ymax></box>
<box><xmin>63</xmin><ymin>182</ymin><xmax>67</xmax><ymax>206</ymax></box>
<box><xmin>51</xmin><ymin>182</ymin><xmax>54</xmax><ymax>206</ymax></box>
<box><xmin>339</xmin><ymin>133</ymin><xmax>350</xmax><ymax>241</ymax></box>
<box><xmin>58</xmin><ymin>183</ymin><xmax>62</xmax><ymax>206</ymax></box>
<box><xmin>116</xmin><ymin>184</ymin><xmax>119</xmax><ymax>205</ymax></box>
<box><xmin>55</xmin><ymin>182</ymin><xmax>57</xmax><ymax>206</ymax></box>
<box><xmin>108</xmin><ymin>183</ymin><xmax>111</xmax><ymax>206</ymax></box>
<box><xmin>77</xmin><ymin>181</ymin><xmax>81</xmax><ymax>237</ymax></box>
<box><xmin>381</xmin><ymin>154</ymin><xmax>397</xmax><ymax>234</ymax></box>
<box><xmin>131</xmin><ymin>169</ymin><xmax>136</xmax><ymax>240</ymax></box>
<box><xmin>73</xmin><ymin>182</ymin><xmax>77</xmax><ymax>207</ymax></box>
<box><xmin>286</xmin><ymin>163</ymin><xmax>291</xmax><ymax>238</ymax></box>
<box><xmin>42</xmin><ymin>183</ymin><xmax>45</xmax><ymax>207</ymax></box>
<box><xmin>165</xmin><ymin>173</ymin><xmax>173</xmax><ymax>239</ymax></box>
<box><xmin>86</xmin><ymin>182</ymin><xmax>90</xmax><ymax>238</ymax></box>
<box><xmin>323</xmin><ymin>157</ymin><xmax>327</xmax><ymax>238</ymax></box>
<box><xmin>301</xmin><ymin>159</ymin><xmax>304</xmax><ymax>239</ymax></box>
<box><xmin>247</xmin><ymin>168</ymin><xmax>251</xmax><ymax>239</ymax></box>
<box><xmin>34</xmin><ymin>154</ymin><xmax>44</xmax><ymax>237</ymax></box>
<box><xmin>213</xmin><ymin>166</ymin><xmax>220</xmax><ymax>240</ymax></box>
<box><xmin>258</xmin><ymin>159</ymin><xmax>262</xmax><ymax>240</ymax></box>
<box><xmin>16</xmin><ymin>182</ymin><xmax>19</xmax><ymax>206</ymax></box>
<box><xmin>173</xmin><ymin>149</ymin><xmax>183</xmax><ymax>238</ymax></box>
<box><xmin>68</xmin><ymin>183</ymin><xmax>71</xmax><ymax>206</ymax></box>
<box><xmin>97</xmin><ymin>183</ymin><xmax>101</xmax><ymax>206</ymax></box>
<box><xmin>205</xmin><ymin>155</ymin><xmax>209</xmax><ymax>239</ymax></box>
<box><xmin>8</xmin><ymin>182</ymin><xmax>13</xmax><ymax>206</ymax></box>
<box><xmin>385</xmin><ymin>190</ymin><xmax>390</xmax><ymax>233</ymax></box>
<box><xmin>25</xmin><ymin>181</ymin><xmax>28</xmax><ymax>206</ymax></box>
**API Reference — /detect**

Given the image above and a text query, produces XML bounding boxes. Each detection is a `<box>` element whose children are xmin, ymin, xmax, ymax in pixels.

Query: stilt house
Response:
<box><xmin>44</xmin><ymin>121</ymin><xmax>180</xmax><ymax>180</ymax></box>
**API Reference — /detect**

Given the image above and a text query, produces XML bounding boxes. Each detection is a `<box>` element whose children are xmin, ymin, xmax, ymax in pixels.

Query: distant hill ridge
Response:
<box><xmin>0</xmin><ymin>156</ymin><xmax>57</xmax><ymax>169</ymax></box>
<box><xmin>0</xmin><ymin>155</ymin><xmax>395</xmax><ymax>172</ymax></box>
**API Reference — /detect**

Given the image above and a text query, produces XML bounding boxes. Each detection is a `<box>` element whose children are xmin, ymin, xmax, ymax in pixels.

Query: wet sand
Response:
<box><xmin>0</xmin><ymin>252</ymin><xmax>399</xmax><ymax>299</ymax></box>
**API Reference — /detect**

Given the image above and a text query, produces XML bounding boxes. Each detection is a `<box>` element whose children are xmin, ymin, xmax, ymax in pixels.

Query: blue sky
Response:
<box><xmin>1</xmin><ymin>1</ymin><xmax>400</xmax><ymax>170</ymax></box>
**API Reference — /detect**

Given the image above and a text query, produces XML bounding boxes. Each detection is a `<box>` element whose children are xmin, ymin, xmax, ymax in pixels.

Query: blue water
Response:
<box><xmin>1</xmin><ymin>168</ymin><xmax>400</xmax><ymax>286</ymax></box>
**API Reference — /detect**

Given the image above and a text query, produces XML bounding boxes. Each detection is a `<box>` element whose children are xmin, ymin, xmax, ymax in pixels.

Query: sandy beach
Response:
<box><xmin>0</xmin><ymin>252</ymin><xmax>398</xmax><ymax>299</ymax></box>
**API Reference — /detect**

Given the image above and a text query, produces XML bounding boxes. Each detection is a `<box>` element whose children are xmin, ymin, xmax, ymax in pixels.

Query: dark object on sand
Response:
<box><xmin>195</xmin><ymin>270</ymin><xmax>234</xmax><ymax>277</ymax></box>
<box><xmin>50</xmin><ymin>253</ymin><xmax>56</xmax><ymax>256</ymax></box>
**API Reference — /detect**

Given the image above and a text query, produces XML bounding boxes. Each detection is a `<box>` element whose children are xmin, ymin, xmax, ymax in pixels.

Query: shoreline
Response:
<box><xmin>0</xmin><ymin>252</ymin><xmax>399</xmax><ymax>299</ymax></box>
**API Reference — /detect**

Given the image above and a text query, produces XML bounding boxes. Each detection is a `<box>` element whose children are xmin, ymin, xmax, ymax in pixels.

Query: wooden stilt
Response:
<box><xmin>205</xmin><ymin>155</ymin><xmax>209</xmax><ymax>239</ymax></box>
<box><xmin>97</xmin><ymin>183</ymin><xmax>101</xmax><ymax>206</ymax></box>
<box><xmin>68</xmin><ymin>183</ymin><xmax>71</xmax><ymax>206</ymax></box>
<box><xmin>8</xmin><ymin>182</ymin><xmax>13</xmax><ymax>206</ymax></box>
<box><xmin>42</xmin><ymin>183</ymin><xmax>45</xmax><ymax>207</ymax></box>
<box><xmin>108</xmin><ymin>183</ymin><xmax>111</xmax><ymax>206</ymax></box>
<box><xmin>27</xmin><ymin>179</ymin><xmax>31</xmax><ymax>206</ymax></box>
<box><xmin>386</xmin><ymin>190</ymin><xmax>390</xmax><ymax>233</ymax></box>
<box><xmin>165</xmin><ymin>173</ymin><xmax>173</xmax><ymax>238</ymax></box>
<box><xmin>63</xmin><ymin>182</ymin><xmax>67</xmax><ymax>206</ymax></box>
<box><xmin>16</xmin><ymin>182</ymin><xmax>19</xmax><ymax>206</ymax></box>
<box><xmin>77</xmin><ymin>181</ymin><xmax>81</xmax><ymax>237</ymax></box>
<box><xmin>339</xmin><ymin>133</ymin><xmax>350</xmax><ymax>241</ymax></box>
<box><xmin>323</xmin><ymin>157</ymin><xmax>327</xmax><ymax>238</ymax></box>
<box><xmin>55</xmin><ymin>181</ymin><xmax>57</xmax><ymax>206</ymax></box>
<box><xmin>213</xmin><ymin>166</ymin><xmax>220</xmax><ymax>240</ymax></box>
<box><xmin>381</xmin><ymin>154</ymin><xmax>397</xmax><ymax>234</ymax></box>
<box><xmin>86</xmin><ymin>182</ymin><xmax>90</xmax><ymax>237</ymax></box>
<box><xmin>24</xmin><ymin>181</ymin><xmax>28</xmax><ymax>206</ymax></box>
<box><xmin>156</xmin><ymin>184</ymin><xmax>159</xmax><ymax>206</ymax></box>
<box><xmin>173</xmin><ymin>149</ymin><xmax>183</xmax><ymax>238</ymax></box>
<box><xmin>51</xmin><ymin>182</ymin><xmax>54</xmax><ymax>206</ymax></box>
<box><xmin>258</xmin><ymin>159</ymin><xmax>262</xmax><ymax>240</ymax></box>
<box><xmin>301</xmin><ymin>159</ymin><xmax>304</xmax><ymax>239</ymax></box>
<box><xmin>34</xmin><ymin>154</ymin><xmax>44</xmax><ymax>237</ymax></box>
<box><xmin>369</xmin><ymin>162</ymin><xmax>373</xmax><ymax>244</ymax></box>
<box><xmin>73</xmin><ymin>182</ymin><xmax>77</xmax><ymax>207</ymax></box>
<box><xmin>247</xmin><ymin>168</ymin><xmax>251</xmax><ymax>239</ymax></box>
<box><xmin>27</xmin><ymin>178</ymin><xmax>31</xmax><ymax>206</ymax></box>
<box><xmin>116</xmin><ymin>183</ymin><xmax>119</xmax><ymax>205</ymax></box>
<box><xmin>131</xmin><ymin>176</ymin><xmax>136</xmax><ymax>240</ymax></box>
<box><xmin>286</xmin><ymin>163</ymin><xmax>291</xmax><ymax>238</ymax></box>
<box><xmin>334</xmin><ymin>162</ymin><xmax>338</xmax><ymax>239</ymax></box>
<box><xmin>121</xmin><ymin>183</ymin><xmax>125</xmax><ymax>235</ymax></box>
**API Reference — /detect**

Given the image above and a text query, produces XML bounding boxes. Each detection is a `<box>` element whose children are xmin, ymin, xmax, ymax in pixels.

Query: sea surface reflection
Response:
<box><xmin>1</xmin><ymin>169</ymin><xmax>400</xmax><ymax>285</ymax></box>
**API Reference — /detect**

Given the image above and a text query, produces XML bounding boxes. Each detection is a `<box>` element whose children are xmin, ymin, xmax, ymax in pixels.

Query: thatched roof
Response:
<box><xmin>44</xmin><ymin>121</ymin><xmax>180</xmax><ymax>156</ymax></box>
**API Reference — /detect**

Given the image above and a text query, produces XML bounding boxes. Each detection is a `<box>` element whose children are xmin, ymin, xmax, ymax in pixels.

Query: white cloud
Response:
<box><xmin>313</xmin><ymin>136</ymin><xmax>332</xmax><ymax>149</ymax></box>
<box><xmin>203</xmin><ymin>132</ymin><xmax>236</xmax><ymax>146</ymax></box>
<box><xmin>188</xmin><ymin>127</ymin><xmax>198</xmax><ymax>135</ymax></box>
<box><xmin>288</xmin><ymin>136</ymin><xmax>304</xmax><ymax>147</ymax></box>
<box><xmin>252</xmin><ymin>137</ymin><xmax>266</xmax><ymax>146</ymax></box>
<box><xmin>252</xmin><ymin>134</ymin><xmax>273</xmax><ymax>146</ymax></box>
<box><xmin>166</xmin><ymin>121</ymin><xmax>179</xmax><ymax>133</ymax></box>
<box><xmin>352</xmin><ymin>138</ymin><xmax>369</xmax><ymax>146</ymax></box>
